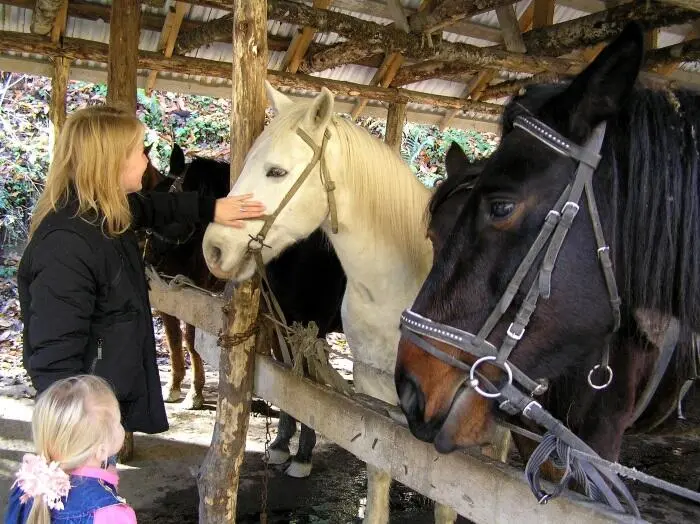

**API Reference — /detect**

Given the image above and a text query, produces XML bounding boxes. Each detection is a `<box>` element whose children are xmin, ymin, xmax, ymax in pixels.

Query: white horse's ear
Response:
<box><xmin>265</xmin><ymin>80</ymin><xmax>294</xmax><ymax>114</ymax></box>
<box><xmin>304</xmin><ymin>87</ymin><xmax>335</xmax><ymax>133</ymax></box>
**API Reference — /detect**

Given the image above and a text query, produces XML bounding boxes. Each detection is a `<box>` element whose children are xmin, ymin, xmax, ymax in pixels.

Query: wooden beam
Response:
<box><xmin>386</xmin><ymin>0</ymin><xmax>410</xmax><ymax>33</ymax></box>
<box><xmin>478</xmin><ymin>71</ymin><xmax>566</xmax><ymax>101</ymax></box>
<box><xmin>532</xmin><ymin>0</ymin><xmax>555</xmax><ymax>30</ymax></box>
<box><xmin>520</xmin><ymin>1</ymin><xmax>700</xmax><ymax>56</ymax></box>
<box><xmin>0</xmin><ymin>31</ymin><xmax>505</xmax><ymax>118</ymax></box>
<box><xmin>352</xmin><ymin>51</ymin><xmax>403</xmax><ymax>119</ymax></box>
<box><xmin>107</xmin><ymin>0</ymin><xmax>140</xmax><ymax>112</ymax></box>
<box><xmin>145</xmin><ymin>2</ymin><xmax>189</xmax><ymax>96</ymax></box>
<box><xmin>270</xmin><ymin>0</ymin><xmax>579</xmax><ymax>75</ymax></box>
<box><xmin>49</xmin><ymin>56</ymin><xmax>70</xmax><ymax>153</ymax></box>
<box><xmin>281</xmin><ymin>0</ymin><xmax>333</xmax><ymax>73</ymax></box>
<box><xmin>49</xmin><ymin>1</ymin><xmax>68</xmax><ymax>43</ymax></box>
<box><xmin>646</xmin><ymin>37</ymin><xmax>700</xmax><ymax>72</ymax></box>
<box><xmin>408</xmin><ymin>0</ymin><xmax>518</xmax><ymax>34</ymax></box>
<box><xmin>660</xmin><ymin>0</ymin><xmax>700</xmax><ymax>10</ymax></box>
<box><xmin>385</xmin><ymin>101</ymin><xmax>407</xmax><ymax>151</ymax></box>
<box><xmin>439</xmin><ymin>3</ymin><xmax>527</xmax><ymax>129</ymax></box>
<box><xmin>196</xmin><ymin>0</ymin><xmax>268</xmax><ymax>522</ymax></box>
<box><xmin>655</xmin><ymin>21</ymin><xmax>699</xmax><ymax>75</ymax></box>
<box><xmin>253</xmin><ymin>355</ymin><xmax>641</xmax><ymax>524</ymax></box>
<box><xmin>30</xmin><ymin>0</ymin><xmax>65</xmax><ymax>35</ymax></box>
<box><xmin>175</xmin><ymin>12</ymin><xmax>232</xmax><ymax>55</ymax></box>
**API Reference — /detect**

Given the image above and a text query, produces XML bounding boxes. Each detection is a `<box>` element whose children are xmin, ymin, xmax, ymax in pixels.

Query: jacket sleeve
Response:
<box><xmin>24</xmin><ymin>230</ymin><xmax>98</xmax><ymax>394</ymax></box>
<box><xmin>128</xmin><ymin>191</ymin><xmax>216</xmax><ymax>230</ymax></box>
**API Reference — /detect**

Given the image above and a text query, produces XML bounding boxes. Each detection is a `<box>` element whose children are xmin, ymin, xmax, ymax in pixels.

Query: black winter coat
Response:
<box><xmin>18</xmin><ymin>190</ymin><xmax>216</xmax><ymax>434</ymax></box>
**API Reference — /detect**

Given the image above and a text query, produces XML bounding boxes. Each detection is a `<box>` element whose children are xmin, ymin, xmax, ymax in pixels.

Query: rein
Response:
<box><xmin>243</xmin><ymin>127</ymin><xmax>340</xmax><ymax>368</ymax></box>
<box><xmin>400</xmin><ymin>114</ymin><xmax>692</xmax><ymax>515</ymax></box>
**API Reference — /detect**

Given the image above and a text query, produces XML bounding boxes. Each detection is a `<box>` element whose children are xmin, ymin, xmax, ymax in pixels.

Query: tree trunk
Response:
<box><xmin>107</xmin><ymin>0</ymin><xmax>140</xmax><ymax>112</ymax></box>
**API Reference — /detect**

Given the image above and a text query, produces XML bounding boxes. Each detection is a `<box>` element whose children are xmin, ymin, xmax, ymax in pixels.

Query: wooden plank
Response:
<box><xmin>30</xmin><ymin>0</ymin><xmax>64</xmax><ymax>35</ymax></box>
<box><xmin>386</xmin><ymin>0</ymin><xmax>410</xmax><ymax>32</ymax></box>
<box><xmin>532</xmin><ymin>0</ymin><xmax>555</xmax><ymax>30</ymax></box>
<box><xmin>49</xmin><ymin>1</ymin><xmax>68</xmax><ymax>43</ymax></box>
<box><xmin>385</xmin><ymin>101</ymin><xmax>406</xmax><ymax>152</ymax></box>
<box><xmin>145</xmin><ymin>2</ymin><xmax>189</xmax><ymax>96</ymax></box>
<box><xmin>440</xmin><ymin>3</ymin><xmax>527</xmax><ymax>129</ymax></box>
<box><xmin>408</xmin><ymin>0</ymin><xmax>518</xmax><ymax>34</ymax></box>
<box><xmin>352</xmin><ymin>51</ymin><xmax>403</xmax><ymax>119</ymax></box>
<box><xmin>107</xmin><ymin>0</ymin><xmax>140</xmax><ymax>112</ymax></box>
<box><xmin>148</xmin><ymin>277</ymin><xmax>225</xmax><ymax>335</ymax></box>
<box><xmin>196</xmin><ymin>1</ymin><xmax>268</xmax><ymax>521</ymax></box>
<box><xmin>49</xmin><ymin>55</ymin><xmax>69</xmax><ymax>153</ymax></box>
<box><xmin>282</xmin><ymin>0</ymin><xmax>333</xmax><ymax>73</ymax></box>
<box><xmin>253</xmin><ymin>355</ymin><xmax>641</xmax><ymax>524</ymax></box>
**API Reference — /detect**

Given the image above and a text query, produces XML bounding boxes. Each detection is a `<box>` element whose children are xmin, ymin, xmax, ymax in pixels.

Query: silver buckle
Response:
<box><xmin>507</xmin><ymin>323</ymin><xmax>524</xmax><ymax>341</ymax></box>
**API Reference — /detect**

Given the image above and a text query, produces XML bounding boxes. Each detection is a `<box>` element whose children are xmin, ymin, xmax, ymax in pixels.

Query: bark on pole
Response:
<box><xmin>49</xmin><ymin>56</ymin><xmax>70</xmax><ymax>154</ymax></box>
<box><xmin>107</xmin><ymin>0</ymin><xmax>140</xmax><ymax>112</ymax></box>
<box><xmin>196</xmin><ymin>1</ymin><xmax>268</xmax><ymax>522</ymax></box>
<box><xmin>385</xmin><ymin>102</ymin><xmax>406</xmax><ymax>152</ymax></box>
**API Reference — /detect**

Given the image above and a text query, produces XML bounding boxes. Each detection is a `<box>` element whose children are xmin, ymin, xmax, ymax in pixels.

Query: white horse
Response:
<box><xmin>202</xmin><ymin>82</ymin><xmax>457</xmax><ymax>524</ymax></box>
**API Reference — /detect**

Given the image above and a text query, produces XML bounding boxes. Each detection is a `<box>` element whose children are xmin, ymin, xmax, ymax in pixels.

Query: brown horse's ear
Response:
<box><xmin>170</xmin><ymin>143</ymin><xmax>186</xmax><ymax>176</ymax></box>
<box><xmin>543</xmin><ymin>22</ymin><xmax>644</xmax><ymax>141</ymax></box>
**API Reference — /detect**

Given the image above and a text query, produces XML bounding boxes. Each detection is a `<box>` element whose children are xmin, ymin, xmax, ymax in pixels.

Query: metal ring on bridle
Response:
<box><xmin>587</xmin><ymin>364</ymin><xmax>613</xmax><ymax>390</ymax></box>
<box><xmin>247</xmin><ymin>234</ymin><xmax>270</xmax><ymax>252</ymax></box>
<box><xmin>468</xmin><ymin>356</ymin><xmax>513</xmax><ymax>399</ymax></box>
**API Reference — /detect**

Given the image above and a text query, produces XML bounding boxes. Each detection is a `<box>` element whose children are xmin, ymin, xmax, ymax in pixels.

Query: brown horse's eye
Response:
<box><xmin>490</xmin><ymin>201</ymin><xmax>515</xmax><ymax>220</ymax></box>
<box><xmin>267</xmin><ymin>167</ymin><xmax>288</xmax><ymax>178</ymax></box>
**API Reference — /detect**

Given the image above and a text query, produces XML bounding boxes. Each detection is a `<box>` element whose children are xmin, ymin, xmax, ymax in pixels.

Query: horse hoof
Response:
<box><xmin>286</xmin><ymin>460</ymin><xmax>312</xmax><ymax>478</ymax></box>
<box><xmin>182</xmin><ymin>392</ymin><xmax>205</xmax><ymax>410</ymax></box>
<box><xmin>265</xmin><ymin>448</ymin><xmax>290</xmax><ymax>465</ymax></box>
<box><xmin>164</xmin><ymin>386</ymin><xmax>181</xmax><ymax>403</ymax></box>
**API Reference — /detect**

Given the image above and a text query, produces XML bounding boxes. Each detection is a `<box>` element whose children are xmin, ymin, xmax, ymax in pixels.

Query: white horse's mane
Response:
<box><xmin>265</xmin><ymin>103</ymin><xmax>432</xmax><ymax>275</ymax></box>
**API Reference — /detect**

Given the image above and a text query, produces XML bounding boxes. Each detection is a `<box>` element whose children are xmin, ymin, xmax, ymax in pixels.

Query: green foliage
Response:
<box><xmin>0</xmin><ymin>72</ymin><xmax>499</xmax><ymax>248</ymax></box>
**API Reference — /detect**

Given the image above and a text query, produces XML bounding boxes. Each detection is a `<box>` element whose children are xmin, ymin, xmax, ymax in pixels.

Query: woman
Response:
<box><xmin>17</xmin><ymin>105</ymin><xmax>264</xmax><ymax>440</ymax></box>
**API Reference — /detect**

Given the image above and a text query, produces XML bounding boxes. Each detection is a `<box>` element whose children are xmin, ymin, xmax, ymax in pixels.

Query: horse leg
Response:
<box><xmin>267</xmin><ymin>411</ymin><xmax>296</xmax><ymax>465</ymax></box>
<box><xmin>286</xmin><ymin>422</ymin><xmax>316</xmax><ymax>478</ymax></box>
<box><xmin>161</xmin><ymin>313</ymin><xmax>185</xmax><ymax>403</ymax></box>
<box><xmin>364</xmin><ymin>463</ymin><xmax>391</xmax><ymax>524</ymax></box>
<box><xmin>182</xmin><ymin>323</ymin><xmax>205</xmax><ymax>410</ymax></box>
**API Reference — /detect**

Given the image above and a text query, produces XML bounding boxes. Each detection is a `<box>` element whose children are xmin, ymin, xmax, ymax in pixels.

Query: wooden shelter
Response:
<box><xmin>2</xmin><ymin>1</ymin><xmax>700</xmax><ymax>523</ymax></box>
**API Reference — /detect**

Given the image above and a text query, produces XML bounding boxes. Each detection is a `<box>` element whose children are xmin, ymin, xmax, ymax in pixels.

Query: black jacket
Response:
<box><xmin>18</xmin><ymin>190</ymin><xmax>216</xmax><ymax>434</ymax></box>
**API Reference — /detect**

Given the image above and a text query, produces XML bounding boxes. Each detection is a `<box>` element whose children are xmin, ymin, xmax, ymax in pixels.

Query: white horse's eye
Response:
<box><xmin>266</xmin><ymin>167</ymin><xmax>288</xmax><ymax>178</ymax></box>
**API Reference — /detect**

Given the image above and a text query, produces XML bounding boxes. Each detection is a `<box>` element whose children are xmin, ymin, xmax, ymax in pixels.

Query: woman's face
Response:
<box><xmin>121</xmin><ymin>132</ymin><xmax>148</xmax><ymax>194</ymax></box>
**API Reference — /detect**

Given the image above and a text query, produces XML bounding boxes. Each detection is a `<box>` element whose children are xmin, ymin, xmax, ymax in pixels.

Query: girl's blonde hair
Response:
<box><xmin>27</xmin><ymin>375</ymin><xmax>121</xmax><ymax>524</ymax></box>
<box><xmin>29</xmin><ymin>105</ymin><xmax>145</xmax><ymax>238</ymax></box>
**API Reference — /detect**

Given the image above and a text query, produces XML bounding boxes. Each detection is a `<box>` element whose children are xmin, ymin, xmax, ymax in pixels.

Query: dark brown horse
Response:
<box><xmin>396</xmin><ymin>23</ymin><xmax>699</xmax><ymax>471</ymax></box>
<box><xmin>141</xmin><ymin>144</ymin><xmax>347</xmax><ymax>478</ymax></box>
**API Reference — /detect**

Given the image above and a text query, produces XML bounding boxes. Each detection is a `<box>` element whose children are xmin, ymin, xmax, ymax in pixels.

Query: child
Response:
<box><xmin>5</xmin><ymin>375</ymin><xmax>136</xmax><ymax>523</ymax></box>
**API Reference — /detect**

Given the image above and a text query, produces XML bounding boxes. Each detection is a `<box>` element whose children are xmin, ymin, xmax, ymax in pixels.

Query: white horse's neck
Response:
<box><xmin>318</xmin><ymin>124</ymin><xmax>433</xmax><ymax>403</ymax></box>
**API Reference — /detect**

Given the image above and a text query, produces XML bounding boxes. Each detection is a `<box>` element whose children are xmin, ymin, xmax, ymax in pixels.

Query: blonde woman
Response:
<box><xmin>17</xmin><ymin>105</ymin><xmax>264</xmax><ymax>440</ymax></box>
<box><xmin>5</xmin><ymin>375</ymin><xmax>135</xmax><ymax>523</ymax></box>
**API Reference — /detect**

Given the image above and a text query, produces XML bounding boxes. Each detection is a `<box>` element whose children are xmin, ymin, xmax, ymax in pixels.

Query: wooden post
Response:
<box><xmin>385</xmin><ymin>101</ymin><xmax>406</xmax><ymax>152</ymax></box>
<box><xmin>196</xmin><ymin>1</ymin><xmax>268</xmax><ymax>523</ymax></box>
<box><xmin>49</xmin><ymin>56</ymin><xmax>70</xmax><ymax>154</ymax></box>
<box><xmin>107</xmin><ymin>0</ymin><xmax>140</xmax><ymax>112</ymax></box>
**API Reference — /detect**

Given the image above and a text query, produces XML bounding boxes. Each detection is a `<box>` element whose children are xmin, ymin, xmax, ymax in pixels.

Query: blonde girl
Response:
<box><xmin>5</xmin><ymin>375</ymin><xmax>135</xmax><ymax>523</ymax></box>
<box><xmin>17</xmin><ymin>105</ymin><xmax>264</xmax><ymax>441</ymax></box>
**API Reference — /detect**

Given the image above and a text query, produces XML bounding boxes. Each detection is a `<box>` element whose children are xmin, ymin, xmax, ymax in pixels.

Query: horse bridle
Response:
<box><xmin>145</xmin><ymin>164</ymin><xmax>196</xmax><ymax>247</ymax></box>
<box><xmin>399</xmin><ymin>115</ymin><xmax>652</xmax><ymax>514</ymax></box>
<box><xmin>245</xmin><ymin>126</ymin><xmax>339</xmax><ymax>267</ymax></box>
<box><xmin>401</xmin><ymin>114</ymin><xmax>619</xmax><ymax>402</ymax></box>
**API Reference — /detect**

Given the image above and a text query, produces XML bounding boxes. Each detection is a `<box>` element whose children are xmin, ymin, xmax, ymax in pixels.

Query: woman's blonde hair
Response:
<box><xmin>27</xmin><ymin>375</ymin><xmax>121</xmax><ymax>524</ymax></box>
<box><xmin>29</xmin><ymin>105</ymin><xmax>145</xmax><ymax>238</ymax></box>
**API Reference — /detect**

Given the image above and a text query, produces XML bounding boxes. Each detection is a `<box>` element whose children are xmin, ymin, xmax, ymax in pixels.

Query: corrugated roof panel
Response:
<box><xmin>471</xmin><ymin>0</ymin><xmax>532</xmax><ymax>27</ymax></box>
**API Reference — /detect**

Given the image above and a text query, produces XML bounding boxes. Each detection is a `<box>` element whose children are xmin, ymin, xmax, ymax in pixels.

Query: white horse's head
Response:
<box><xmin>203</xmin><ymin>82</ymin><xmax>339</xmax><ymax>281</ymax></box>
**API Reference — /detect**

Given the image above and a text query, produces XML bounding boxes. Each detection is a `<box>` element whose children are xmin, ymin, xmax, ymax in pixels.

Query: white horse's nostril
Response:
<box><xmin>210</xmin><ymin>246</ymin><xmax>222</xmax><ymax>265</ymax></box>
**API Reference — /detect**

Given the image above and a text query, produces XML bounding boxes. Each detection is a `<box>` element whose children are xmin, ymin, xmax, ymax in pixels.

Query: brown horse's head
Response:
<box><xmin>395</xmin><ymin>24</ymin><xmax>659</xmax><ymax>454</ymax></box>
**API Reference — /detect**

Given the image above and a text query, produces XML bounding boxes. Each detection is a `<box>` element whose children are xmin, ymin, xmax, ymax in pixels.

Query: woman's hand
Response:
<box><xmin>213</xmin><ymin>193</ymin><xmax>266</xmax><ymax>228</ymax></box>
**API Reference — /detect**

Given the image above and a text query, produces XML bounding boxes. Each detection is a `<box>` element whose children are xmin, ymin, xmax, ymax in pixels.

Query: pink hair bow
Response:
<box><xmin>14</xmin><ymin>453</ymin><xmax>71</xmax><ymax>510</ymax></box>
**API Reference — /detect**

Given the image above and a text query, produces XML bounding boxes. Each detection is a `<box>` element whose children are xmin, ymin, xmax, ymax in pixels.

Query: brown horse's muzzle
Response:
<box><xmin>396</xmin><ymin>334</ymin><xmax>497</xmax><ymax>452</ymax></box>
